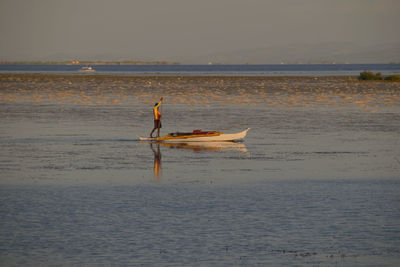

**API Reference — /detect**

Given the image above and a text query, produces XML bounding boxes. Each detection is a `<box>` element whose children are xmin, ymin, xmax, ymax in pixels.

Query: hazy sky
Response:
<box><xmin>1</xmin><ymin>0</ymin><xmax>399</xmax><ymax>61</ymax></box>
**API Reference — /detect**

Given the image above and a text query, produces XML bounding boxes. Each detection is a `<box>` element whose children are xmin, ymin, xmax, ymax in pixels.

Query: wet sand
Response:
<box><xmin>1</xmin><ymin>73</ymin><xmax>399</xmax><ymax>111</ymax></box>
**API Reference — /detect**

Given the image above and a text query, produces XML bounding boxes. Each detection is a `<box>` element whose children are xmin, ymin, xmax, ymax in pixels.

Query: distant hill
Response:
<box><xmin>177</xmin><ymin>42</ymin><xmax>400</xmax><ymax>64</ymax></box>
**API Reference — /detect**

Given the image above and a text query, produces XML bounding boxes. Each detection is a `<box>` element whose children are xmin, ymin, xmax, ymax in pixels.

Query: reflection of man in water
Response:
<box><xmin>150</xmin><ymin>97</ymin><xmax>163</xmax><ymax>138</ymax></box>
<box><xmin>150</xmin><ymin>143</ymin><xmax>162</xmax><ymax>179</ymax></box>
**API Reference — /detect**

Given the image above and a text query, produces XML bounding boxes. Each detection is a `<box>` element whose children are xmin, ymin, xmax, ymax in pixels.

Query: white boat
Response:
<box><xmin>79</xmin><ymin>66</ymin><xmax>95</xmax><ymax>72</ymax></box>
<box><xmin>138</xmin><ymin>128</ymin><xmax>250</xmax><ymax>142</ymax></box>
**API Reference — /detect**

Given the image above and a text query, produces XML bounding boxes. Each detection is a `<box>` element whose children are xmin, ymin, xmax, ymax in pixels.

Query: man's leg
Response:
<box><xmin>150</xmin><ymin>127</ymin><xmax>156</xmax><ymax>138</ymax></box>
<box><xmin>156</xmin><ymin>120</ymin><xmax>161</xmax><ymax>137</ymax></box>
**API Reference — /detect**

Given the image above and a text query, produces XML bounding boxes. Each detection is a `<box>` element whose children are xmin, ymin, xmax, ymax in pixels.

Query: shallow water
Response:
<box><xmin>1</xmin><ymin>181</ymin><xmax>400</xmax><ymax>266</ymax></box>
<box><xmin>1</xmin><ymin>102</ymin><xmax>398</xmax><ymax>184</ymax></box>
<box><xmin>1</xmin><ymin>63</ymin><xmax>400</xmax><ymax>76</ymax></box>
<box><xmin>0</xmin><ymin>75</ymin><xmax>399</xmax><ymax>265</ymax></box>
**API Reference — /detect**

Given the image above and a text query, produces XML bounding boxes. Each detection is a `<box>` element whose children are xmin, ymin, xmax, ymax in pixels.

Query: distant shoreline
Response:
<box><xmin>1</xmin><ymin>62</ymin><xmax>399</xmax><ymax>65</ymax></box>
<box><xmin>0</xmin><ymin>61</ymin><xmax>181</xmax><ymax>65</ymax></box>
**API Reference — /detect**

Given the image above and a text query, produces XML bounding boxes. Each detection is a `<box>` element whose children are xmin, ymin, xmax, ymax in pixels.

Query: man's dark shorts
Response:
<box><xmin>154</xmin><ymin>120</ymin><xmax>162</xmax><ymax>128</ymax></box>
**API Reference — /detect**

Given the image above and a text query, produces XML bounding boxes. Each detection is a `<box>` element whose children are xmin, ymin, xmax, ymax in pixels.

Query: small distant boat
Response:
<box><xmin>79</xmin><ymin>66</ymin><xmax>95</xmax><ymax>72</ymax></box>
<box><xmin>138</xmin><ymin>128</ymin><xmax>250</xmax><ymax>142</ymax></box>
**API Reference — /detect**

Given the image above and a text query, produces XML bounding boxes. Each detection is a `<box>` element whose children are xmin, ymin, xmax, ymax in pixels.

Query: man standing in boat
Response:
<box><xmin>150</xmin><ymin>97</ymin><xmax>163</xmax><ymax>138</ymax></box>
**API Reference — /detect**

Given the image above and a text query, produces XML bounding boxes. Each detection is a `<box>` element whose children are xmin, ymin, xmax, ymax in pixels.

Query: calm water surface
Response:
<box><xmin>1</xmin><ymin>181</ymin><xmax>399</xmax><ymax>266</ymax></box>
<box><xmin>1</xmin><ymin>63</ymin><xmax>400</xmax><ymax>76</ymax></box>
<box><xmin>0</xmin><ymin>77</ymin><xmax>399</xmax><ymax>266</ymax></box>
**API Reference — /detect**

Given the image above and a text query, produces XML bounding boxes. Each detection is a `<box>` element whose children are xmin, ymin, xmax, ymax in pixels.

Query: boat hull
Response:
<box><xmin>138</xmin><ymin>128</ymin><xmax>250</xmax><ymax>142</ymax></box>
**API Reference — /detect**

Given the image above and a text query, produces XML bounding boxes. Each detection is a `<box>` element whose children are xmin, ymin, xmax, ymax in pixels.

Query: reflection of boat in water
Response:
<box><xmin>143</xmin><ymin>137</ymin><xmax>249</xmax><ymax>180</ymax></box>
<box><xmin>160</xmin><ymin>141</ymin><xmax>248</xmax><ymax>152</ymax></box>
<box><xmin>139</xmin><ymin>128</ymin><xmax>250</xmax><ymax>142</ymax></box>
<box><xmin>79</xmin><ymin>66</ymin><xmax>95</xmax><ymax>72</ymax></box>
